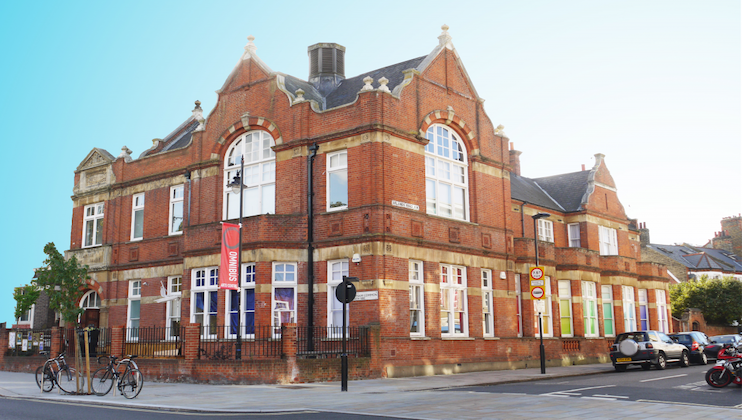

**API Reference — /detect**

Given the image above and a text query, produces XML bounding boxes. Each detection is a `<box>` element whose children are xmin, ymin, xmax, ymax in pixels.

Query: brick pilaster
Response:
<box><xmin>184</xmin><ymin>323</ymin><xmax>201</xmax><ymax>361</ymax></box>
<box><xmin>111</xmin><ymin>326</ymin><xmax>125</xmax><ymax>358</ymax></box>
<box><xmin>50</xmin><ymin>327</ymin><xmax>62</xmax><ymax>357</ymax></box>
<box><xmin>281</xmin><ymin>323</ymin><xmax>297</xmax><ymax>358</ymax></box>
<box><xmin>0</xmin><ymin>327</ymin><xmax>8</xmax><ymax>367</ymax></box>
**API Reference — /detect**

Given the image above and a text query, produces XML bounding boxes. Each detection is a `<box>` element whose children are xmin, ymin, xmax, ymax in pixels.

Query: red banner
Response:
<box><xmin>219</xmin><ymin>223</ymin><xmax>240</xmax><ymax>290</ymax></box>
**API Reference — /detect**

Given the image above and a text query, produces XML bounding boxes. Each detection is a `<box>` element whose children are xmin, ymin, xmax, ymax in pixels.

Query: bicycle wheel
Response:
<box><xmin>35</xmin><ymin>365</ymin><xmax>54</xmax><ymax>392</ymax></box>
<box><xmin>56</xmin><ymin>367</ymin><xmax>84</xmax><ymax>394</ymax></box>
<box><xmin>120</xmin><ymin>369</ymin><xmax>143</xmax><ymax>399</ymax></box>
<box><xmin>91</xmin><ymin>368</ymin><xmax>114</xmax><ymax>396</ymax></box>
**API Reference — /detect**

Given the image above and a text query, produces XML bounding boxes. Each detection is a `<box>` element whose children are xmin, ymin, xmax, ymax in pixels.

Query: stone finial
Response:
<box><xmin>438</xmin><ymin>24</ymin><xmax>452</xmax><ymax>47</ymax></box>
<box><xmin>244</xmin><ymin>35</ymin><xmax>257</xmax><ymax>54</ymax></box>
<box><xmin>119</xmin><ymin>146</ymin><xmax>133</xmax><ymax>162</ymax></box>
<box><xmin>294</xmin><ymin>88</ymin><xmax>306</xmax><ymax>103</ymax></box>
<box><xmin>360</xmin><ymin>76</ymin><xmax>374</xmax><ymax>92</ymax></box>
<box><xmin>495</xmin><ymin>124</ymin><xmax>505</xmax><ymax>135</ymax></box>
<box><xmin>378</xmin><ymin>77</ymin><xmax>390</xmax><ymax>93</ymax></box>
<box><xmin>193</xmin><ymin>100</ymin><xmax>206</xmax><ymax>132</ymax></box>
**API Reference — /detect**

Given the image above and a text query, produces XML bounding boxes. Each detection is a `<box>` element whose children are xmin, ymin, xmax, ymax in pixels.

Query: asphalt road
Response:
<box><xmin>0</xmin><ymin>396</ymin><xmax>404</xmax><ymax>420</ymax></box>
<box><xmin>446</xmin><ymin>364</ymin><xmax>742</xmax><ymax>408</ymax></box>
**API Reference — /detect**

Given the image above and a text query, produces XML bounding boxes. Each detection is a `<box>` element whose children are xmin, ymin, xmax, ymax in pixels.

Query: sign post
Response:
<box><xmin>337</xmin><ymin>276</ymin><xmax>357</xmax><ymax>392</ymax></box>
<box><xmin>530</xmin><ymin>265</ymin><xmax>546</xmax><ymax>374</ymax></box>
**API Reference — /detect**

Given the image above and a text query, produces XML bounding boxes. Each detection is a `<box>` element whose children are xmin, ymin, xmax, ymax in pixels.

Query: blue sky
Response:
<box><xmin>1</xmin><ymin>1</ymin><xmax>739</xmax><ymax>325</ymax></box>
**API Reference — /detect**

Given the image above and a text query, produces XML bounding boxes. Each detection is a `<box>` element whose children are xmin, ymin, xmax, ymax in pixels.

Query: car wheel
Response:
<box><xmin>679</xmin><ymin>351</ymin><xmax>689</xmax><ymax>368</ymax></box>
<box><xmin>655</xmin><ymin>353</ymin><xmax>667</xmax><ymax>370</ymax></box>
<box><xmin>614</xmin><ymin>364</ymin><xmax>627</xmax><ymax>372</ymax></box>
<box><xmin>699</xmin><ymin>352</ymin><xmax>708</xmax><ymax>365</ymax></box>
<box><xmin>641</xmin><ymin>364</ymin><xmax>651</xmax><ymax>371</ymax></box>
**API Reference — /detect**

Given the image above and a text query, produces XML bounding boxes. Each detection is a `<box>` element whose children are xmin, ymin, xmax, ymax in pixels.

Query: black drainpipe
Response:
<box><xmin>185</xmin><ymin>170</ymin><xmax>192</xmax><ymax>227</ymax></box>
<box><xmin>520</xmin><ymin>201</ymin><xmax>527</xmax><ymax>238</ymax></box>
<box><xmin>307</xmin><ymin>143</ymin><xmax>319</xmax><ymax>351</ymax></box>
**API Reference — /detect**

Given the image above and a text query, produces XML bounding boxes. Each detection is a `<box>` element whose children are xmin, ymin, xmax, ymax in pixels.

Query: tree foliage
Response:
<box><xmin>13</xmin><ymin>284</ymin><xmax>40</xmax><ymax>320</ymax></box>
<box><xmin>33</xmin><ymin>242</ymin><xmax>90</xmax><ymax>324</ymax></box>
<box><xmin>670</xmin><ymin>275</ymin><xmax>742</xmax><ymax>325</ymax></box>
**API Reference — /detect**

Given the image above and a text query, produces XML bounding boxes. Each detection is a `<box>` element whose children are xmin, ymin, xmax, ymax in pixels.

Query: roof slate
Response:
<box><xmin>510</xmin><ymin>174</ymin><xmax>564</xmax><ymax>211</ymax></box>
<box><xmin>647</xmin><ymin>243</ymin><xmax>742</xmax><ymax>273</ymax></box>
<box><xmin>532</xmin><ymin>171</ymin><xmax>591</xmax><ymax>212</ymax></box>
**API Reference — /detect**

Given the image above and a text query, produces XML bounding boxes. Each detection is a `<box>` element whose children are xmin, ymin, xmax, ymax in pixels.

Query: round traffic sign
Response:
<box><xmin>530</xmin><ymin>267</ymin><xmax>544</xmax><ymax>280</ymax></box>
<box><xmin>335</xmin><ymin>281</ymin><xmax>357</xmax><ymax>303</ymax></box>
<box><xmin>531</xmin><ymin>286</ymin><xmax>545</xmax><ymax>300</ymax></box>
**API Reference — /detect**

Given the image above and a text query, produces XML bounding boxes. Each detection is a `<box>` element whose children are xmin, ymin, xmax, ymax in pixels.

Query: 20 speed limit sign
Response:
<box><xmin>529</xmin><ymin>266</ymin><xmax>546</xmax><ymax>300</ymax></box>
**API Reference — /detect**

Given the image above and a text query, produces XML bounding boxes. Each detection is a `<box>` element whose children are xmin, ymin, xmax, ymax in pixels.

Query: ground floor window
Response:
<box><xmin>533</xmin><ymin>278</ymin><xmax>552</xmax><ymax>337</ymax></box>
<box><xmin>601</xmin><ymin>285</ymin><xmax>615</xmax><ymax>337</ymax></box>
<box><xmin>558</xmin><ymin>280</ymin><xmax>573</xmax><ymax>337</ymax></box>
<box><xmin>582</xmin><ymin>281</ymin><xmax>598</xmax><ymax>338</ymax></box>
<box><xmin>440</xmin><ymin>264</ymin><xmax>468</xmax><ymax>337</ymax></box>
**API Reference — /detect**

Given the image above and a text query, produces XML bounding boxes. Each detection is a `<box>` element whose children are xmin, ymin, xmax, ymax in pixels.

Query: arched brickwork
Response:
<box><xmin>215</xmin><ymin>116</ymin><xmax>284</xmax><ymax>158</ymax></box>
<box><xmin>419</xmin><ymin>109</ymin><xmax>476</xmax><ymax>153</ymax></box>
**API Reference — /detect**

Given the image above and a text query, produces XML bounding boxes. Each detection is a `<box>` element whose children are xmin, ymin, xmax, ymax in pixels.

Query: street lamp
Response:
<box><xmin>532</xmin><ymin>212</ymin><xmax>550</xmax><ymax>374</ymax></box>
<box><xmin>227</xmin><ymin>155</ymin><xmax>245</xmax><ymax>360</ymax></box>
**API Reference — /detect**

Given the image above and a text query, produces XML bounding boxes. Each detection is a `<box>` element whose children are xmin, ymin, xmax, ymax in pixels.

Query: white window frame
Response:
<box><xmin>327</xmin><ymin>259</ymin><xmax>350</xmax><ymax>330</ymax></box>
<box><xmin>558</xmin><ymin>280</ymin><xmax>573</xmax><ymax>337</ymax></box>
<box><xmin>226</xmin><ymin>263</ymin><xmax>257</xmax><ymax>339</ymax></box>
<box><xmin>165</xmin><ymin>276</ymin><xmax>182</xmax><ymax>339</ymax></box>
<box><xmin>191</xmin><ymin>267</ymin><xmax>219</xmax><ymax>339</ymax></box>
<box><xmin>482</xmin><ymin>269</ymin><xmax>494</xmax><ymax>338</ymax></box>
<box><xmin>169</xmin><ymin>185</ymin><xmax>184</xmax><ymax>236</ymax></box>
<box><xmin>534</xmin><ymin>278</ymin><xmax>552</xmax><ymax>338</ymax></box>
<box><xmin>130</xmin><ymin>193</ymin><xmax>144</xmax><ymax>241</ymax></box>
<box><xmin>515</xmin><ymin>274</ymin><xmax>523</xmax><ymax>337</ymax></box>
<box><xmin>326</xmin><ymin>150</ymin><xmax>348</xmax><ymax>211</ymax></box>
<box><xmin>223</xmin><ymin>130</ymin><xmax>276</xmax><ymax>219</ymax></box>
<box><xmin>440</xmin><ymin>264</ymin><xmax>469</xmax><ymax>337</ymax></box>
<box><xmin>582</xmin><ymin>281</ymin><xmax>599</xmax><ymax>338</ymax></box>
<box><xmin>82</xmin><ymin>202</ymin><xmax>104</xmax><ymax>248</ymax></box>
<box><xmin>16</xmin><ymin>288</ymin><xmax>35</xmax><ymax>326</ymax></box>
<box><xmin>409</xmin><ymin>260</ymin><xmax>425</xmax><ymax>337</ymax></box>
<box><xmin>568</xmin><ymin>223</ymin><xmax>580</xmax><ymax>247</ymax></box>
<box><xmin>599</xmin><ymin>226</ymin><xmax>618</xmax><ymax>255</ymax></box>
<box><xmin>80</xmin><ymin>290</ymin><xmax>101</xmax><ymax>310</ymax></box>
<box><xmin>601</xmin><ymin>285</ymin><xmax>615</xmax><ymax>337</ymax></box>
<box><xmin>425</xmin><ymin>124</ymin><xmax>469</xmax><ymax>221</ymax></box>
<box><xmin>538</xmin><ymin>219</ymin><xmax>554</xmax><ymax>243</ymax></box>
<box><xmin>638</xmin><ymin>289</ymin><xmax>649</xmax><ymax>331</ymax></box>
<box><xmin>272</xmin><ymin>262</ymin><xmax>297</xmax><ymax>338</ymax></box>
<box><xmin>127</xmin><ymin>280</ymin><xmax>141</xmax><ymax>342</ymax></box>
<box><xmin>656</xmin><ymin>289</ymin><xmax>669</xmax><ymax>333</ymax></box>
<box><xmin>622</xmin><ymin>285</ymin><xmax>636</xmax><ymax>332</ymax></box>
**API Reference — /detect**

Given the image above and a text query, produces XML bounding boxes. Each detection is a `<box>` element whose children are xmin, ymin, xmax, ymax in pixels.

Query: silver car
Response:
<box><xmin>610</xmin><ymin>331</ymin><xmax>690</xmax><ymax>371</ymax></box>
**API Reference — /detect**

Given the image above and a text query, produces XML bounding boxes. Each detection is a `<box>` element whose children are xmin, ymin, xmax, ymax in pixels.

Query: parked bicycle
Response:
<box><xmin>91</xmin><ymin>355</ymin><xmax>144</xmax><ymax>399</ymax></box>
<box><xmin>34</xmin><ymin>351</ymin><xmax>84</xmax><ymax>394</ymax></box>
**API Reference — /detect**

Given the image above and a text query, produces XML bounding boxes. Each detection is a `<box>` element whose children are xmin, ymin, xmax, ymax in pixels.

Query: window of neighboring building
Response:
<box><xmin>191</xmin><ymin>267</ymin><xmax>218</xmax><ymax>339</ymax></box>
<box><xmin>169</xmin><ymin>185</ymin><xmax>184</xmax><ymax>235</ymax></box>
<box><xmin>534</xmin><ymin>277</ymin><xmax>552</xmax><ymax>337</ymax></box>
<box><xmin>599</xmin><ymin>226</ymin><xmax>618</xmax><ymax>255</ymax></box>
<box><xmin>582</xmin><ymin>281</ymin><xmax>598</xmax><ymax>338</ymax></box>
<box><xmin>326</xmin><ymin>150</ymin><xmax>348</xmax><ymax>211</ymax></box>
<box><xmin>227</xmin><ymin>264</ymin><xmax>256</xmax><ymax>339</ymax></box>
<box><xmin>482</xmin><ymin>269</ymin><xmax>494</xmax><ymax>337</ymax></box>
<box><xmin>131</xmin><ymin>193</ymin><xmax>144</xmax><ymax>241</ymax></box>
<box><xmin>328</xmin><ymin>259</ymin><xmax>349</xmax><ymax>331</ymax></box>
<box><xmin>425</xmin><ymin>125</ymin><xmax>469</xmax><ymax>221</ymax></box>
<box><xmin>16</xmin><ymin>288</ymin><xmax>35</xmax><ymax>326</ymax></box>
<box><xmin>568</xmin><ymin>223</ymin><xmax>580</xmax><ymax>248</ymax></box>
<box><xmin>272</xmin><ymin>262</ymin><xmax>296</xmax><ymax>337</ymax></box>
<box><xmin>558</xmin><ymin>280</ymin><xmax>573</xmax><ymax>337</ymax></box>
<box><xmin>224</xmin><ymin>131</ymin><xmax>276</xmax><ymax>219</ymax></box>
<box><xmin>638</xmin><ymin>289</ymin><xmax>649</xmax><ymax>330</ymax></box>
<box><xmin>440</xmin><ymin>264</ymin><xmax>468</xmax><ymax>337</ymax></box>
<box><xmin>601</xmin><ymin>285</ymin><xmax>615</xmax><ymax>337</ymax></box>
<box><xmin>538</xmin><ymin>219</ymin><xmax>554</xmax><ymax>243</ymax></box>
<box><xmin>409</xmin><ymin>260</ymin><xmax>425</xmax><ymax>337</ymax></box>
<box><xmin>127</xmin><ymin>281</ymin><xmax>141</xmax><ymax>342</ymax></box>
<box><xmin>622</xmin><ymin>285</ymin><xmax>636</xmax><ymax>332</ymax></box>
<box><xmin>166</xmin><ymin>276</ymin><xmax>181</xmax><ymax>339</ymax></box>
<box><xmin>83</xmin><ymin>203</ymin><xmax>104</xmax><ymax>247</ymax></box>
<box><xmin>656</xmin><ymin>289</ymin><xmax>669</xmax><ymax>333</ymax></box>
<box><xmin>515</xmin><ymin>274</ymin><xmax>523</xmax><ymax>337</ymax></box>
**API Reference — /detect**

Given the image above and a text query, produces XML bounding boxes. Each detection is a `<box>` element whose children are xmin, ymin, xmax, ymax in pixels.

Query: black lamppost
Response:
<box><xmin>227</xmin><ymin>155</ymin><xmax>245</xmax><ymax>360</ymax></box>
<box><xmin>532</xmin><ymin>212</ymin><xmax>550</xmax><ymax>374</ymax></box>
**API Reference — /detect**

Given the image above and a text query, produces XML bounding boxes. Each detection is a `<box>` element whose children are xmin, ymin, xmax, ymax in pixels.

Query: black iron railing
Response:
<box><xmin>125</xmin><ymin>326</ymin><xmax>184</xmax><ymax>358</ymax></box>
<box><xmin>197</xmin><ymin>325</ymin><xmax>282</xmax><ymax>360</ymax></box>
<box><xmin>297</xmin><ymin>326</ymin><xmax>370</xmax><ymax>358</ymax></box>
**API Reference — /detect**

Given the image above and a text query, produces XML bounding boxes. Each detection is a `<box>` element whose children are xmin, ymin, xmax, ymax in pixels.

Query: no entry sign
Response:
<box><xmin>529</xmin><ymin>266</ymin><xmax>546</xmax><ymax>300</ymax></box>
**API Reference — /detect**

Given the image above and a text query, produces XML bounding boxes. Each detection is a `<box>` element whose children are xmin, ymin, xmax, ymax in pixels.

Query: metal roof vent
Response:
<box><xmin>308</xmin><ymin>43</ymin><xmax>345</xmax><ymax>96</ymax></box>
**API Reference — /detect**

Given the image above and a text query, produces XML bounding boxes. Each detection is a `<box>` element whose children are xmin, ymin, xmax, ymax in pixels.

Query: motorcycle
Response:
<box><xmin>705</xmin><ymin>342</ymin><xmax>742</xmax><ymax>388</ymax></box>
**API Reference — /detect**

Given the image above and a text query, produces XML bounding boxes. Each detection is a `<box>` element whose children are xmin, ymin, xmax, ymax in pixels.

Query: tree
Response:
<box><xmin>33</xmin><ymin>242</ymin><xmax>90</xmax><ymax>324</ymax></box>
<box><xmin>670</xmin><ymin>275</ymin><xmax>742</xmax><ymax>325</ymax></box>
<box><xmin>13</xmin><ymin>284</ymin><xmax>40</xmax><ymax>321</ymax></box>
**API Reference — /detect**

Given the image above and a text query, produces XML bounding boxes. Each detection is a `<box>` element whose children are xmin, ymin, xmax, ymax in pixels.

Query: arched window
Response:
<box><xmin>224</xmin><ymin>131</ymin><xmax>276</xmax><ymax>219</ymax></box>
<box><xmin>80</xmin><ymin>290</ymin><xmax>101</xmax><ymax>309</ymax></box>
<box><xmin>425</xmin><ymin>124</ymin><xmax>469</xmax><ymax>221</ymax></box>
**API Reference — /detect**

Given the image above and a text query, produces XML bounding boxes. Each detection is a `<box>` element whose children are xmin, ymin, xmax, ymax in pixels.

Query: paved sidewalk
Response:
<box><xmin>0</xmin><ymin>364</ymin><xmax>739</xmax><ymax>419</ymax></box>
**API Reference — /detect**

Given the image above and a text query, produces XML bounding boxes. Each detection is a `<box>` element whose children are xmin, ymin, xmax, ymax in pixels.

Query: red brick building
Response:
<box><xmin>63</xmin><ymin>26</ymin><xmax>672</xmax><ymax>379</ymax></box>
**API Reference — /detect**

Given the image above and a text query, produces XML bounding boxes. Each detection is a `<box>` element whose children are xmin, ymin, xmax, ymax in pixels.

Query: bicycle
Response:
<box><xmin>91</xmin><ymin>355</ymin><xmax>144</xmax><ymax>399</ymax></box>
<box><xmin>34</xmin><ymin>351</ymin><xmax>85</xmax><ymax>394</ymax></box>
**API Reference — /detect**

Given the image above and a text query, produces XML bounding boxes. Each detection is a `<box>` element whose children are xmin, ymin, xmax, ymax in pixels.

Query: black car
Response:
<box><xmin>706</xmin><ymin>334</ymin><xmax>742</xmax><ymax>360</ymax></box>
<box><xmin>669</xmin><ymin>331</ymin><xmax>712</xmax><ymax>365</ymax></box>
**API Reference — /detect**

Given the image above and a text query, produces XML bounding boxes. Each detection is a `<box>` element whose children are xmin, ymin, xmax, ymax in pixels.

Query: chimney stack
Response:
<box><xmin>509</xmin><ymin>142</ymin><xmax>522</xmax><ymax>176</ymax></box>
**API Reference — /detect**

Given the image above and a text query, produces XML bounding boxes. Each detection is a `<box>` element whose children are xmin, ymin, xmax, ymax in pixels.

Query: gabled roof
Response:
<box><xmin>510</xmin><ymin>174</ymin><xmax>564</xmax><ymax>212</ymax></box>
<box><xmin>532</xmin><ymin>170</ymin><xmax>592</xmax><ymax>212</ymax></box>
<box><xmin>139</xmin><ymin>117</ymin><xmax>199</xmax><ymax>158</ymax></box>
<box><xmin>647</xmin><ymin>243</ymin><xmax>742</xmax><ymax>273</ymax></box>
